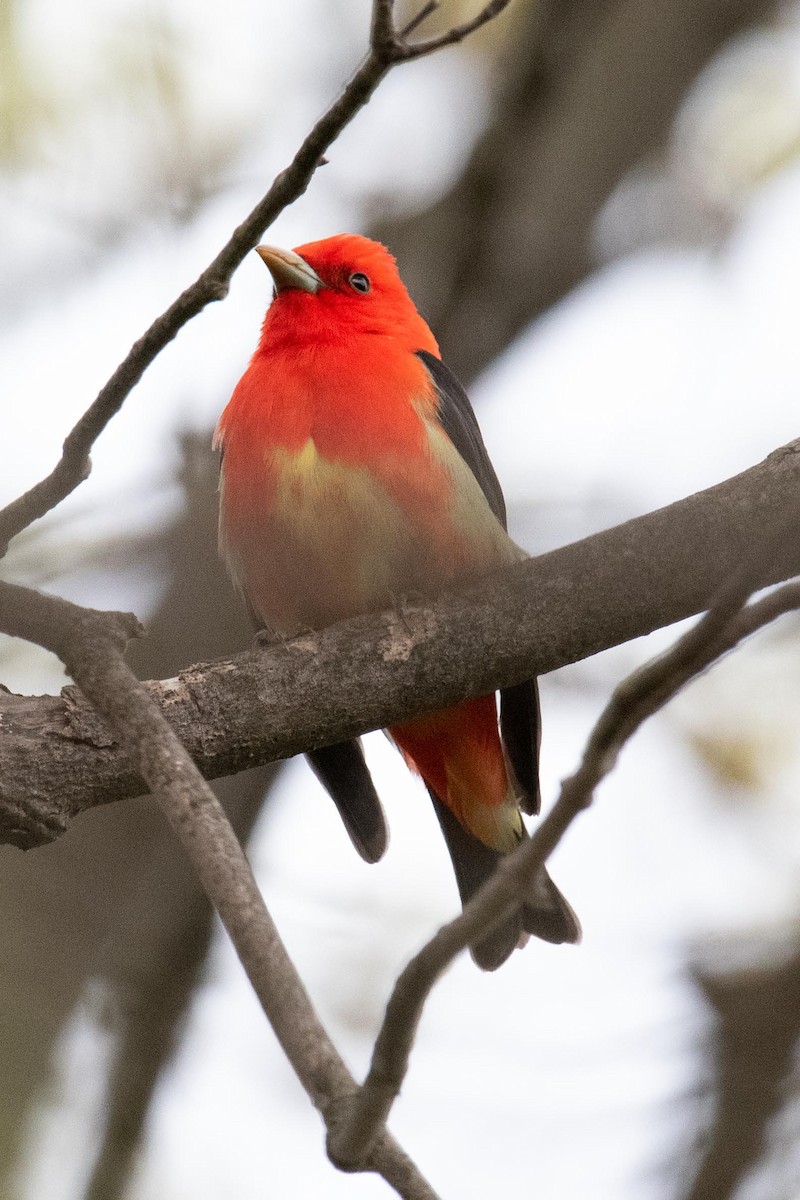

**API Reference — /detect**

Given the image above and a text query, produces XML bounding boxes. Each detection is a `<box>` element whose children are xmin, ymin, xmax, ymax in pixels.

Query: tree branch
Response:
<box><xmin>400</xmin><ymin>1</ymin><xmax>440</xmax><ymax>39</ymax></box>
<box><xmin>380</xmin><ymin>0</ymin><xmax>778</xmax><ymax>382</ymax></box>
<box><xmin>2</xmin><ymin>437</ymin><xmax>799</xmax><ymax>849</ymax></box>
<box><xmin>327</xmin><ymin>529</ymin><xmax>800</xmax><ymax>1167</ymax></box>
<box><xmin>0</xmin><ymin>581</ymin><xmax>439</xmax><ymax>1198</ymax></box>
<box><xmin>0</xmin><ymin>0</ymin><xmax>509</xmax><ymax>557</ymax></box>
<box><xmin>396</xmin><ymin>0</ymin><xmax>512</xmax><ymax>57</ymax></box>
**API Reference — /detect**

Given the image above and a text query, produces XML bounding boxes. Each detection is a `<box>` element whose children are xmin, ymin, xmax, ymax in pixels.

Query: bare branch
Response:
<box><xmin>398</xmin><ymin>0</ymin><xmax>512</xmax><ymax>59</ymax></box>
<box><xmin>400</xmin><ymin>1</ymin><xmax>440</xmax><ymax>39</ymax></box>
<box><xmin>4</xmin><ymin>447</ymin><xmax>800</xmax><ymax>1175</ymax></box>
<box><xmin>2</xmin><ymin>437</ymin><xmax>800</xmax><ymax>848</ymax></box>
<box><xmin>0</xmin><ymin>0</ymin><xmax>511</xmax><ymax>557</ymax></box>
<box><xmin>3</xmin><ymin>440</ymin><xmax>797</xmax><ymax>1178</ymax></box>
<box><xmin>328</xmin><ymin>541</ymin><xmax>800</xmax><ymax>1166</ymax></box>
<box><xmin>371</xmin><ymin>0</ymin><xmax>399</xmax><ymax>52</ymax></box>
<box><xmin>0</xmin><ymin>580</ymin><xmax>438</xmax><ymax>1199</ymax></box>
<box><xmin>1</xmin><ymin>360</ymin><xmax>797</xmax><ymax>1183</ymax></box>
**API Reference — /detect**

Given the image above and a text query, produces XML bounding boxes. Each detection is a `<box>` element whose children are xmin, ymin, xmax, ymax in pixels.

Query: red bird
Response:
<box><xmin>215</xmin><ymin>233</ymin><xmax>579</xmax><ymax>969</ymax></box>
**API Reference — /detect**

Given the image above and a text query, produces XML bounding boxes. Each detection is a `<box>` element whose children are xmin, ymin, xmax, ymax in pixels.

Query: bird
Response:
<box><xmin>214</xmin><ymin>233</ymin><xmax>580</xmax><ymax>969</ymax></box>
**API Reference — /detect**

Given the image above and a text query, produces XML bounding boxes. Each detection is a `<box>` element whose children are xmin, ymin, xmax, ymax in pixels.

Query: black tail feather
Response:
<box><xmin>428</xmin><ymin>790</ymin><xmax>580</xmax><ymax>971</ymax></box>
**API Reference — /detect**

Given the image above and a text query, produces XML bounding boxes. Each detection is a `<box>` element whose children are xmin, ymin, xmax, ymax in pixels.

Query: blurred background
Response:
<box><xmin>2</xmin><ymin>0</ymin><xmax>800</xmax><ymax>1196</ymax></box>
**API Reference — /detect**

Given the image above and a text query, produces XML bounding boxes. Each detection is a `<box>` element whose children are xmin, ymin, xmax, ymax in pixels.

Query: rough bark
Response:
<box><xmin>2</xmin><ymin>438</ymin><xmax>799</xmax><ymax>851</ymax></box>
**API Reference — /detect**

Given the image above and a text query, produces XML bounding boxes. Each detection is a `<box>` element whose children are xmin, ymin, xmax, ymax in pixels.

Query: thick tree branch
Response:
<box><xmin>327</xmin><ymin>535</ymin><xmax>800</xmax><ymax>1167</ymax></box>
<box><xmin>0</xmin><ymin>584</ymin><xmax>439</xmax><ymax>1199</ymax></box>
<box><xmin>0</xmin><ymin>0</ymin><xmax>510</xmax><ymax>557</ymax></box>
<box><xmin>2</xmin><ymin>437</ymin><xmax>799</xmax><ymax>848</ymax></box>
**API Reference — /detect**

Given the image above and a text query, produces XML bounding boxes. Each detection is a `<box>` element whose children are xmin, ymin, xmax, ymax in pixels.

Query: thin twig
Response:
<box><xmin>401</xmin><ymin>1</ymin><xmax>440</xmax><ymax>39</ymax></box>
<box><xmin>565</xmin><ymin>501</ymin><xmax>800</xmax><ymax>800</ymax></box>
<box><xmin>0</xmin><ymin>0</ymin><xmax>510</xmax><ymax>557</ymax></box>
<box><xmin>328</xmin><ymin>551</ymin><xmax>800</xmax><ymax>1164</ymax></box>
<box><xmin>398</xmin><ymin>0</ymin><xmax>512</xmax><ymax>58</ymax></box>
<box><xmin>371</xmin><ymin>0</ymin><xmax>399</xmax><ymax>52</ymax></box>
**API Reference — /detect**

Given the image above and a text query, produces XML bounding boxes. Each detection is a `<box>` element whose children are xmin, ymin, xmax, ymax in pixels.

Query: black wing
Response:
<box><xmin>307</xmin><ymin>741</ymin><xmax>388</xmax><ymax>864</ymax></box>
<box><xmin>417</xmin><ymin>350</ymin><xmax>506</xmax><ymax>527</ymax></box>
<box><xmin>251</xmin><ymin>631</ymin><xmax>388</xmax><ymax>864</ymax></box>
<box><xmin>417</xmin><ymin>350</ymin><xmax>540</xmax><ymax>814</ymax></box>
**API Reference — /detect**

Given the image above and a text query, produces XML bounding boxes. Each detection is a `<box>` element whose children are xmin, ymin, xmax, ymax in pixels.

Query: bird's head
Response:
<box><xmin>253</xmin><ymin>233</ymin><xmax>438</xmax><ymax>355</ymax></box>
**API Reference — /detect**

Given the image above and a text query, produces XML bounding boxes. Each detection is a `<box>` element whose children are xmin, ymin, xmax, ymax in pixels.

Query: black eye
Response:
<box><xmin>348</xmin><ymin>272</ymin><xmax>370</xmax><ymax>294</ymax></box>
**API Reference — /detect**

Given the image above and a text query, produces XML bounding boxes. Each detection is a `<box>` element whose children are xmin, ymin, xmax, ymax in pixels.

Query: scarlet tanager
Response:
<box><xmin>215</xmin><ymin>233</ymin><xmax>579</xmax><ymax>969</ymax></box>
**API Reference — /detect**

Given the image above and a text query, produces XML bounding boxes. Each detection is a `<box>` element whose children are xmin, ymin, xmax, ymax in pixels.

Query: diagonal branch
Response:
<box><xmin>398</xmin><ymin>0</ymin><xmax>511</xmax><ymax>57</ymax></box>
<box><xmin>400</xmin><ymin>1</ymin><xmax>440</xmax><ymax>39</ymax></box>
<box><xmin>0</xmin><ymin>582</ymin><xmax>439</xmax><ymax>1199</ymax></box>
<box><xmin>1</xmin><ymin>436</ymin><xmax>799</xmax><ymax>849</ymax></box>
<box><xmin>327</xmin><ymin>531</ymin><xmax>800</xmax><ymax>1167</ymax></box>
<box><xmin>0</xmin><ymin>0</ymin><xmax>511</xmax><ymax>557</ymax></box>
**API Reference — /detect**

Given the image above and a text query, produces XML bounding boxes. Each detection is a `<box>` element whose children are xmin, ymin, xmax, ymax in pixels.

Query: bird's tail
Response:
<box><xmin>429</xmin><ymin>791</ymin><xmax>581</xmax><ymax>971</ymax></box>
<box><xmin>392</xmin><ymin>696</ymin><xmax>580</xmax><ymax>969</ymax></box>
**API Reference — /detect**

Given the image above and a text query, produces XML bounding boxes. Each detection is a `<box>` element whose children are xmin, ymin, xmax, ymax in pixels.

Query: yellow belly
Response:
<box><xmin>220</xmin><ymin>433</ymin><xmax>520</xmax><ymax>635</ymax></box>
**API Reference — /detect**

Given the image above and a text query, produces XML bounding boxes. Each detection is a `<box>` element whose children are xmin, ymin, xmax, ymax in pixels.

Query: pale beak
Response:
<box><xmin>255</xmin><ymin>244</ymin><xmax>324</xmax><ymax>293</ymax></box>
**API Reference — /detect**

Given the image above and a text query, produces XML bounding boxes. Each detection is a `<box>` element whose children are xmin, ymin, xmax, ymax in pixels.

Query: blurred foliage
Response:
<box><xmin>598</xmin><ymin>21</ymin><xmax>800</xmax><ymax>256</ymax></box>
<box><xmin>0</xmin><ymin>0</ymin><xmax>49</xmax><ymax>163</ymax></box>
<box><xmin>688</xmin><ymin>940</ymin><xmax>800</xmax><ymax>1199</ymax></box>
<box><xmin>0</xmin><ymin>0</ymin><xmax>253</xmax><ymax>317</ymax></box>
<box><xmin>688</xmin><ymin>729</ymin><xmax>784</xmax><ymax>791</ymax></box>
<box><xmin>676</xmin><ymin>624</ymin><xmax>800</xmax><ymax>798</ymax></box>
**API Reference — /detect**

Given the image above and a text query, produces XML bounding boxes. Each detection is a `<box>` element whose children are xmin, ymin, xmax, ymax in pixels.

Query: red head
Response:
<box><xmin>254</xmin><ymin>233</ymin><xmax>439</xmax><ymax>357</ymax></box>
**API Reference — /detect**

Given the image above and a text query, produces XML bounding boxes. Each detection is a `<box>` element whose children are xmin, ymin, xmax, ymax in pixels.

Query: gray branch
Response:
<box><xmin>2</xmin><ymin>437</ymin><xmax>799</xmax><ymax>850</ymax></box>
<box><xmin>0</xmin><ymin>0</ymin><xmax>509</xmax><ymax>558</ymax></box>
<box><xmin>0</xmin><ymin>585</ymin><xmax>438</xmax><ymax>1198</ymax></box>
<box><xmin>326</xmin><ymin>528</ymin><xmax>800</xmax><ymax>1166</ymax></box>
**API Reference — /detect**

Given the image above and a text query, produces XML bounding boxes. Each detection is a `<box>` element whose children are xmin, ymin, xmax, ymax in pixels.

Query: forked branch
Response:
<box><xmin>328</xmin><ymin>529</ymin><xmax>800</xmax><ymax>1166</ymax></box>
